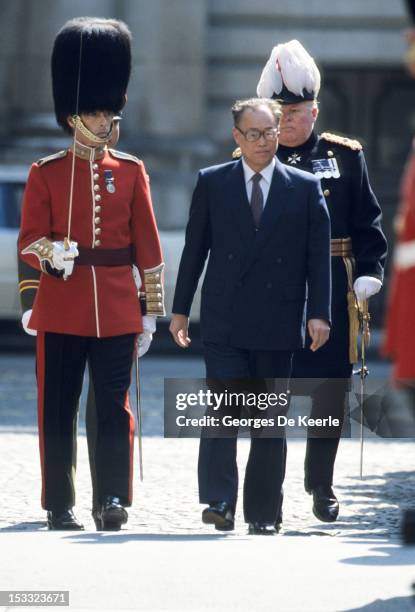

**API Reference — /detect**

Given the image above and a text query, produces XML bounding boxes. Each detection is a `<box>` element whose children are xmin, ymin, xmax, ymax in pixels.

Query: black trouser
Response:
<box><xmin>304</xmin><ymin>380</ymin><xmax>348</xmax><ymax>491</ymax></box>
<box><xmin>85</xmin><ymin>367</ymin><xmax>99</xmax><ymax>512</ymax></box>
<box><xmin>292</xmin><ymin>272</ymin><xmax>351</xmax><ymax>492</ymax></box>
<box><xmin>198</xmin><ymin>342</ymin><xmax>292</xmax><ymax>525</ymax></box>
<box><xmin>36</xmin><ymin>332</ymin><xmax>136</xmax><ymax>511</ymax></box>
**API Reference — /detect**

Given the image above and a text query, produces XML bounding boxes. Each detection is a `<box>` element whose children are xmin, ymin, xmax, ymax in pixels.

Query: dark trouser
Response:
<box><xmin>304</xmin><ymin>380</ymin><xmax>348</xmax><ymax>491</ymax></box>
<box><xmin>85</xmin><ymin>366</ymin><xmax>99</xmax><ymax>512</ymax></box>
<box><xmin>36</xmin><ymin>332</ymin><xmax>136</xmax><ymax>511</ymax></box>
<box><xmin>198</xmin><ymin>342</ymin><xmax>292</xmax><ymax>525</ymax></box>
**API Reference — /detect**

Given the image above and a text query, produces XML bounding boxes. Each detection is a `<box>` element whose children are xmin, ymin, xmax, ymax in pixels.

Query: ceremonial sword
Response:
<box><xmin>135</xmin><ymin>351</ymin><xmax>144</xmax><ymax>481</ymax></box>
<box><xmin>356</xmin><ymin>297</ymin><xmax>370</xmax><ymax>479</ymax></box>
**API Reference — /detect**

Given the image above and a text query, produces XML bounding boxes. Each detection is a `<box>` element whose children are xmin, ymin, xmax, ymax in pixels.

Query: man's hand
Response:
<box><xmin>169</xmin><ymin>314</ymin><xmax>191</xmax><ymax>348</ymax></box>
<box><xmin>353</xmin><ymin>276</ymin><xmax>382</xmax><ymax>301</ymax></box>
<box><xmin>22</xmin><ymin>310</ymin><xmax>37</xmax><ymax>336</ymax></box>
<box><xmin>137</xmin><ymin>331</ymin><xmax>153</xmax><ymax>357</ymax></box>
<box><xmin>52</xmin><ymin>240</ymin><xmax>79</xmax><ymax>278</ymax></box>
<box><xmin>308</xmin><ymin>318</ymin><xmax>330</xmax><ymax>352</ymax></box>
<box><xmin>137</xmin><ymin>315</ymin><xmax>156</xmax><ymax>358</ymax></box>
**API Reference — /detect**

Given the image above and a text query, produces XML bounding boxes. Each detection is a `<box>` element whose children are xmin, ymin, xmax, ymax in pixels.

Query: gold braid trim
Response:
<box><xmin>143</xmin><ymin>263</ymin><xmax>165</xmax><ymax>316</ymax></box>
<box><xmin>343</xmin><ymin>256</ymin><xmax>359</xmax><ymax>364</ymax></box>
<box><xmin>21</xmin><ymin>237</ymin><xmax>54</xmax><ymax>272</ymax></box>
<box><xmin>19</xmin><ymin>280</ymin><xmax>40</xmax><ymax>293</ymax></box>
<box><xmin>320</xmin><ymin>132</ymin><xmax>362</xmax><ymax>151</ymax></box>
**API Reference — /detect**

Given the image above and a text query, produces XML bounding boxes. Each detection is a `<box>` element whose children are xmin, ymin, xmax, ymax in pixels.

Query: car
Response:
<box><xmin>0</xmin><ymin>166</ymin><xmax>28</xmax><ymax>320</ymax></box>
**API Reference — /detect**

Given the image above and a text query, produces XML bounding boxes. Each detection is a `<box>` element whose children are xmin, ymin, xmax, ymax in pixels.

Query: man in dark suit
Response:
<box><xmin>170</xmin><ymin>97</ymin><xmax>331</xmax><ymax>534</ymax></box>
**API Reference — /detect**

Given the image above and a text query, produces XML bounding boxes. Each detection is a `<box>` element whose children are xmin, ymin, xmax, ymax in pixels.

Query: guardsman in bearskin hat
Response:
<box><xmin>254</xmin><ymin>40</ymin><xmax>387</xmax><ymax>523</ymax></box>
<box><xmin>18</xmin><ymin>17</ymin><xmax>165</xmax><ymax>531</ymax></box>
<box><xmin>17</xmin><ymin>118</ymin><xmax>127</xmax><ymax>528</ymax></box>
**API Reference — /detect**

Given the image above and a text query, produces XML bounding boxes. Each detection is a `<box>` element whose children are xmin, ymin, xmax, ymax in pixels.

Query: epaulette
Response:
<box><xmin>109</xmin><ymin>149</ymin><xmax>141</xmax><ymax>164</ymax></box>
<box><xmin>232</xmin><ymin>147</ymin><xmax>242</xmax><ymax>159</ymax></box>
<box><xmin>37</xmin><ymin>150</ymin><xmax>67</xmax><ymax>167</ymax></box>
<box><xmin>320</xmin><ymin>132</ymin><xmax>362</xmax><ymax>151</ymax></box>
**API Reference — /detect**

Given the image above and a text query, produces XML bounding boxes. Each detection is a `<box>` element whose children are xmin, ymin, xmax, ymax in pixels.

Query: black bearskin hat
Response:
<box><xmin>406</xmin><ymin>0</ymin><xmax>415</xmax><ymax>23</ymax></box>
<box><xmin>51</xmin><ymin>17</ymin><xmax>132</xmax><ymax>133</ymax></box>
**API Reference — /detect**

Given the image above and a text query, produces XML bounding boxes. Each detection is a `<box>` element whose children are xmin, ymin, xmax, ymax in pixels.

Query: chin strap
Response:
<box><xmin>72</xmin><ymin>114</ymin><xmax>112</xmax><ymax>144</ymax></box>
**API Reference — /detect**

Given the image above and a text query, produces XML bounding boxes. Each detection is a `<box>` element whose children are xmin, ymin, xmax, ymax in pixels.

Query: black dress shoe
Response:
<box><xmin>202</xmin><ymin>502</ymin><xmax>234</xmax><ymax>531</ymax></box>
<box><xmin>96</xmin><ymin>496</ymin><xmax>128</xmax><ymax>531</ymax></box>
<box><xmin>311</xmin><ymin>485</ymin><xmax>339</xmax><ymax>523</ymax></box>
<box><xmin>248</xmin><ymin>522</ymin><xmax>278</xmax><ymax>535</ymax></box>
<box><xmin>47</xmin><ymin>509</ymin><xmax>84</xmax><ymax>531</ymax></box>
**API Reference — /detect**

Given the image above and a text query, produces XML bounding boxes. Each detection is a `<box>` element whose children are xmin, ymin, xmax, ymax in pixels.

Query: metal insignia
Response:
<box><xmin>104</xmin><ymin>169</ymin><xmax>116</xmax><ymax>193</ymax></box>
<box><xmin>287</xmin><ymin>153</ymin><xmax>302</xmax><ymax>165</ymax></box>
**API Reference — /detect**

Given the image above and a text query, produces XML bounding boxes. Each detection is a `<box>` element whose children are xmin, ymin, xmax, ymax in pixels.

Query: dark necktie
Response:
<box><xmin>250</xmin><ymin>173</ymin><xmax>264</xmax><ymax>228</ymax></box>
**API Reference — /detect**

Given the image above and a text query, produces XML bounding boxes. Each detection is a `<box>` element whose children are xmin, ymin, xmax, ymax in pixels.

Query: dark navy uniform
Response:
<box><xmin>277</xmin><ymin>130</ymin><xmax>387</xmax><ymax>490</ymax></box>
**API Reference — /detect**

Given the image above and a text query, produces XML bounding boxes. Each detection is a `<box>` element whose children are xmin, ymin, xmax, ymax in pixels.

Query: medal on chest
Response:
<box><xmin>311</xmin><ymin>157</ymin><xmax>340</xmax><ymax>179</ymax></box>
<box><xmin>104</xmin><ymin>169</ymin><xmax>116</xmax><ymax>193</ymax></box>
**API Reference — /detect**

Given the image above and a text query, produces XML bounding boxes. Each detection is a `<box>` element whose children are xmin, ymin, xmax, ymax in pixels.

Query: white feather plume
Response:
<box><xmin>256</xmin><ymin>46</ymin><xmax>282</xmax><ymax>97</ymax></box>
<box><xmin>257</xmin><ymin>40</ymin><xmax>320</xmax><ymax>99</ymax></box>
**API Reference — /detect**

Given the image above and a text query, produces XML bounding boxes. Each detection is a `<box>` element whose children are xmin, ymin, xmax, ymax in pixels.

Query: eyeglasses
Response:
<box><xmin>236</xmin><ymin>127</ymin><xmax>279</xmax><ymax>142</ymax></box>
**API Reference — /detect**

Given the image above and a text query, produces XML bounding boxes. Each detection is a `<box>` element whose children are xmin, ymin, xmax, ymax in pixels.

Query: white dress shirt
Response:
<box><xmin>241</xmin><ymin>157</ymin><xmax>275</xmax><ymax>207</ymax></box>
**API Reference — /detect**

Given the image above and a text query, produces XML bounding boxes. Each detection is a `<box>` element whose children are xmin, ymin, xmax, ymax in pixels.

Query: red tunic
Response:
<box><xmin>383</xmin><ymin>152</ymin><xmax>415</xmax><ymax>381</ymax></box>
<box><xmin>19</xmin><ymin>148</ymin><xmax>164</xmax><ymax>337</ymax></box>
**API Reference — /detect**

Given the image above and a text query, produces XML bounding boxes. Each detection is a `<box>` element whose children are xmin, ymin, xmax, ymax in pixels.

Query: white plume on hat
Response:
<box><xmin>256</xmin><ymin>39</ymin><xmax>321</xmax><ymax>99</ymax></box>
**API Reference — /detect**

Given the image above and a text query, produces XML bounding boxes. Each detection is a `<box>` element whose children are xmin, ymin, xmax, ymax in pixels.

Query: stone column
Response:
<box><xmin>121</xmin><ymin>0</ymin><xmax>207</xmax><ymax>136</ymax></box>
<box><xmin>121</xmin><ymin>0</ymin><xmax>210</xmax><ymax>230</ymax></box>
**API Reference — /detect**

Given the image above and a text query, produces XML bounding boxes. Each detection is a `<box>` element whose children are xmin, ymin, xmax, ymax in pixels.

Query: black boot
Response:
<box><xmin>310</xmin><ymin>485</ymin><xmax>339</xmax><ymax>523</ymax></box>
<box><xmin>96</xmin><ymin>496</ymin><xmax>128</xmax><ymax>531</ymax></box>
<box><xmin>47</xmin><ymin>509</ymin><xmax>84</xmax><ymax>531</ymax></box>
<box><xmin>202</xmin><ymin>502</ymin><xmax>234</xmax><ymax>531</ymax></box>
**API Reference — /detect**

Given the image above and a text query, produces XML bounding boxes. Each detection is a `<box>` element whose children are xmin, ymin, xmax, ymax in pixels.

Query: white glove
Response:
<box><xmin>132</xmin><ymin>265</ymin><xmax>142</xmax><ymax>290</ymax></box>
<box><xmin>137</xmin><ymin>315</ymin><xmax>157</xmax><ymax>358</ymax></box>
<box><xmin>22</xmin><ymin>310</ymin><xmax>37</xmax><ymax>336</ymax></box>
<box><xmin>353</xmin><ymin>276</ymin><xmax>382</xmax><ymax>301</ymax></box>
<box><xmin>52</xmin><ymin>240</ymin><xmax>79</xmax><ymax>278</ymax></box>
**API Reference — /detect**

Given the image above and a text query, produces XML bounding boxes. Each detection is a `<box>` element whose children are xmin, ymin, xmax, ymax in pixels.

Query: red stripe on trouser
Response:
<box><xmin>124</xmin><ymin>390</ymin><xmax>135</xmax><ymax>504</ymax></box>
<box><xmin>36</xmin><ymin>332</ymin><xmax>46</xmax><ymax>509</ymax></box>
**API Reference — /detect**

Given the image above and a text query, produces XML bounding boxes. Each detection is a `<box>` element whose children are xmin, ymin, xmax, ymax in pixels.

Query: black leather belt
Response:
<box><xmin>76</xmin><ymin>246</ymin><xmax>133</xmax><ymax>266</ymax></box>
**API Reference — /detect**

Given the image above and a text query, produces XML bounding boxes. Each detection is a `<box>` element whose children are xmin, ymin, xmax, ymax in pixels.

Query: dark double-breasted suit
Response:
<box><xmin>173</xmin><ymin>158</ymin><xmax>331</xmax><ymax>348</ymax></box>
<box><xmin>173</xmin><ymin>157</ymin><xmax>331</xmax><ymax>524</ymax></box>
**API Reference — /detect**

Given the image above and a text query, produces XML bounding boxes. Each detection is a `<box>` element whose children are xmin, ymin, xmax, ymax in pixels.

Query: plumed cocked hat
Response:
<box><xmin>51</xmin><ymin>17</ymin><xmax>132</xmax><ymax>132</ymax></box>
<box><xmin>256</xmin><ymin>40</ymin><xmax>320</xmax><ymax>104</ymax></box>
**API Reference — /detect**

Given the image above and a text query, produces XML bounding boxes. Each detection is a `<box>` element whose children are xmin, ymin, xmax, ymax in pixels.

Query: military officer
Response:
<box><xmin>18</xmin><ymin>17</ymin><xmax>165</xmax><ymax>531</ymax></box>
<box><xmin>255</xmin><ymin>40</ymin><xmax>387</xmax><ymax>522</ymax></box>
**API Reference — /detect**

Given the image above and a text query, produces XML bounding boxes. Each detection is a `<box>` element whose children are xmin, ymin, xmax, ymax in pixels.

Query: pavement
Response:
<box><xmin>0</xmin><ymin>354</ymin><xmax>414</xmax><ymax>611</ymax></box>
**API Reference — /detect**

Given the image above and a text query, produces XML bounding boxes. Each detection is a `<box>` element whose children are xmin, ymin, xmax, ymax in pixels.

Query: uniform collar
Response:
<box><xmin>71</xmin><ymin>140</ymin><xmax>107</xmax><ymax>161</ymax></box>
<box><xmin>277</xmin><ymin>130</ymin><xmax>318</xmax><ymax>157</ymax></box>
